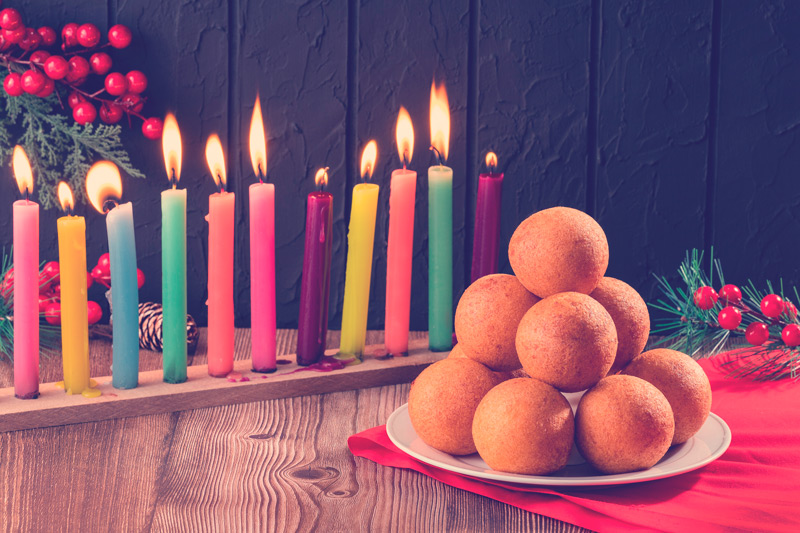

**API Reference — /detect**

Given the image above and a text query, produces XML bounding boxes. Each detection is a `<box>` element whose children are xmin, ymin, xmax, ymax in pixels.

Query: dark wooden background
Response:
<box><xmin>0</xmin><ymin>0</ymin><xmax>798</xmax><ymax>330</ymax></box>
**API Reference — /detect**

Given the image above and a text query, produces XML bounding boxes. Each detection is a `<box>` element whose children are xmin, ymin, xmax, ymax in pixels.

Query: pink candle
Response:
<box><xmin>205</xmin><ymin>135</ymin><xmax>235</xmax><ymax>377</ymax></box>
<box><xmin>249</xmin><ymin>182</ymin><xmax>276</xmax><ymax>372</ymax></box>
<box><xmin>385</xmin><ymin>108</ymin><xmax>416</xmax><ymax>356</ymax></box>
<box><xmin>297</xmin><ymin>168</ymin><xmax>333</xmax><ymax>366</ymax></box>
<box><xmin>470</xmin><ymin>152</ymin><xmax>504</xmax><ymax>283</ymax></box>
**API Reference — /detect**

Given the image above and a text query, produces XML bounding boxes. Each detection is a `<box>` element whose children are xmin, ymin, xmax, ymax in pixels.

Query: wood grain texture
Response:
<box><xmin>0</xmin><ymin>330</ymin><xmax>589</xmax><ymax>532</ymax></box>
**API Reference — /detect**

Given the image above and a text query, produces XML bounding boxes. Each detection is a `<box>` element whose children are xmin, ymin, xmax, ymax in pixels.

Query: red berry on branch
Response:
<box><xmin>44</xmin><ymin>55</ymin><xmax>68</xmax><ymax>79</ymax></box>
<box><xmin>39</xmin><ymin>294</ymin><xmax>55</xmax><ymax>314</ymax></box>
<box><xmin>104</xmin><ymin>72</ymin><xmax>128</xmax><ymax>96</ymax></box>
<box><xmin>29</xmin><ymin>50</ymin><xmax>50</xmax><ymax>65</ymax></box>
<box><xmin>717</xmin><ymin>306</ymin><xmax>742</xmax><ymax>330</ymax></box>
<box><xmin>36</xmin><ymin>77</ymin><xmax>54</xmax><ymax>98</ymax></box>
<box><xmin>61</xmin><ymin>22</ymin><xmax>79</xmax><ymax>48</ymax></box>
<box><xmin>99</xmin><ymin>102</ymin><xmax>123</xmax><ymax>124</ymax></box>
<box><xmin>761</xmin><ymin>294</ymin><xmax>784</xmax><ymax>319</ymax></box>
<box><xmin>44</xmin><ymin>301</ymin><xmax>61</xmax><ymax>325</ymax></box>
<box><xmin>77</xmin><ymin>23</ymin><xmax>100</xmax><ymax>48</ymax></box>
<box><xmin>91</xmin><ymin>265</ymin><xmax>110</xmax><ymax>288</ymax></box>
<box><xmin>67</xmin><ymin>91</ymin><xmax>86</xmax><ymax>108</ymax></box>
<box><xmin>0</xmin><ymin>33</ymin><xmax>10</xmax><ymax>52</ymax></box>
<box><xmin>0</xmin><ymin>8</ymin><xmax>22</xmax><ymax>30</ymax></box>
<box><xmin>142</xmin><ymin>117</ymin><xmax>163</xmax><ymax>139</ymax></box>
<box><xmin>745</xmin><ymin>322</ymin><xmax>770</xmax><ymax>346</ymax></box>
<box><xmin>136</xmin><ymin>269</ymin><xmax>145</xmax><ymax>289</ymax></box>
<box><xmin>21</xmin><ymin>69</ymin><xmax>46</xmax><ymax>94</ymax></box>
<box><xmin>2</xmin><ymin>25</ymin><xmax>25</xmax><ymax>45</ymax></box>
<box><xmin>125</xmin><ymin>70</ymin><xmax>147</xmax><ymax>93</ymax></box>
<box><xmin>784</xmin><ymin>300</ymin><xmax>798</xmax><ymax>320</ymax></box>
<box><xmin>693</xmin><ymin>286</ymin><xmax>718</xmax><ymax>311</ymax></box>
<box><xmin>118</xmin><ymin>92</ymin><xmax>144</xmax><ymax>113</ymax></box>
<box><xmin>0</xmin><ymin>268</ymin><xmax>13</xmax><ymax>301</ymax></box>
<box><xmin>19</xmin><ymin>27</ymin><xmax>42</xmax><ymax>51</ymax></box>
<box><xmin>87</xmin><ymin>300</ymin><xmax>102</xmax><ymax>325</ymax></box>
<box><xmin>96</xmin><ymin>253</ymin><xmax>111</xmax><ymax>275</ymax></box>
<box><xmin>66</xmin><ymin>55</ymin><xmax>90</xmax><ymax>83</ymax></box>
<box><xmin>41</xmin><ymin>261</ymin><xmax>60</xmax><ymax>286</ymax></box>
<box><xmin>3</xmin><ymin>72</ymin><xmax>23</xmax><ymax>97</ymax></box>
<box><xmin>37</xmin><ymin>26</ymin><xmax>56</xmax><ymax>46</ymax></box>
<box><xmin>90</xmin><ymin>51</ymin><xmax>112</xmax><ymax>75</ymax></box>
<box><xmin>108</xmin><ymin>24</ymin><xmax>131</xmax><ymax>49</ymax></box>
<box><xmin>782</xmin><ymin>324</ymin><xmax>800</xmax><ymax>347</ymax></box>
<box><xmin>73</xmin><ymin>101</ymin><xmax>97</xmax><ymax>125</ymax></box>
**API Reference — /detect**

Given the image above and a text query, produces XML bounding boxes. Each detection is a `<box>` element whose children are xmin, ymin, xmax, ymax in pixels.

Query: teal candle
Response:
<box><xmin>427</xmin><ymin>164</ymin><xmax>453</xmax><ymax>351</ymax></box>
<box><xmin>161</xmin><ymin>188</ymin><xmax>187</xmax><ymax>383</ymax></box>
<box><xmin>107</xmin><ymin>202</ymin><xmax>140</xmax><ymax>389</ymax></box>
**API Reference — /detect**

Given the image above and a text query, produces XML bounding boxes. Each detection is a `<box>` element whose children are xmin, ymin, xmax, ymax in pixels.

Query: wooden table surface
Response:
<box><xmin>0</xmin><ymin>329</ymin><xmax>590</xmax><ymax>532</ymax></box>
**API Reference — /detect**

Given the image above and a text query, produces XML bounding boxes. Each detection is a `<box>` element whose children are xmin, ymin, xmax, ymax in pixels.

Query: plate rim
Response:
<box><xmin>386</xmin><ymin>403</ymin><xmax>732</xmax><ymax>487</ymax></box>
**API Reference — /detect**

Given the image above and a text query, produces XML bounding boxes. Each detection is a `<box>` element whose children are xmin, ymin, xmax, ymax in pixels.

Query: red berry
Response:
<box><xmin>760</xmin><ymin>294</ymin><xmax>784</xmax><ymax>319</ymax></box>
<box><xmin>97</xmin><ymin>253</ymin><xmax>111</xmax><ymax>275</ymax></box>
<box><xmin>44</xmin><ymin>301</ymin><xmax>61</xmax><ymax>325</ymax></box>
<box><xmin>44</xmin><ymin>55</ymin><xmax>68</xmax><ymax>79</ymax></box>
<box><xmin>38</xmin><ymin>294</ymin><xmax>55</xmax><ymax>314</ymax></box>
<box><xmin>37</xmin><ymin>26</ymin><xmax>57</xmax><ymax>46</ymax></box>
<box><xmin>29</xmin><ymin>50</ymin><xmax>50</xmax><ymax>65</ymax></box>
<box><xmin>61</xmin><ymin>22</ymin><xmax>79</xmax><ymax>48</ymax></box>
<box><xmin>36</xmin><ymin>77</ymin><xmax>54</xmax><ymax>98</ymax></box>
<box><xmin>693</xmin><ymin>286</ymin><xmax>718</xmax><ymax>311</ymax></box>
<box><xmin>41</xmin><ymin>261</ymin><xmax>60</xmax><ymax>286</ymax></box>
<box><xmin>87</xmin><ymin>300</ymin><xmax>102</xmax><ymax>325</ymax></box>
<box><xmin>0</xmin><ymin>32</ymin><xmax>10</xmax><ymax>52</ymax></box>
<box><xmin>21</xmin><ymin>69</ymin><xmax>46</xmax><ymax>94</ymax></box>
<box><xmin>745</xmin><ymin>322</ymin><xmax>770</xmax><ymax>346</ymax></box>
<box><xmin>91</xmin><ymin>265</ymin><xmax>110</xmax><ymax>288</ymax></box>
<box><xmin>108</xmin><ymin>24</ymin><xmax>131</xmax><ymax>49</ymax></box>
<box><xmin>125</xmin><ymin>70</ymin><xmax>147</xmax><ymax>93</ymax></box>
<box><xmin>67</xmin><ymin>91</ymin><xmax>86</xmax><ymax>108</ymax></box>
<box><xmin>73</xmin><ymin>101</ymin><xmax>97</xmax><ymax>125</ymax></box>
<box><xmin>1</xmin><ymin>268</ymin><xmax>14</xmax><ymax>301</ymax></box>
<box><xmin>2</xmin><ymin>25</ymin><xmax>25</xmax><ymax>44</ymax></box>
<box><xmin>66</xmin><ymin>55</ymin><xmax>90</xmax><ymax>82</ymax></box>
<box><xmin>117</xmin><ymin>92</ymin><xmax>143</xmax><ymax>113</ymax></box>
<box><xmin>3</xmin><ymin>72</ymin><xmax>23</xmax><ymax>97</ymax></box>
<box><xmin>136</xmin><ymin>269</ymin><xmax>145</xmax><ymax>289</ymax></box>
<box><xmin>99</xmin><ymin>102</ymin><xmax>123</xmax><ymax>124</ymax></box>
<box><xmin>19</xmin><ymin>27</ymin><xmax>42</xmax><ymax>51</ymax></box>
<box><xmin>718</xmin><ymin>284</ymin><xmax>743</xmax><ymax>305</ymax></box>
<box><xmin>783</xmin><ymin>300</ymin><xmax>798</xmax><ymax>320</ymax></box>
<box><xmin>104</xmin><ymin>72</ymin><xmax>128</xmax><ymax>96</ymax></box>
<box><xmin>90</xmin><ymin>51</ymin><xmax>112</xmax><ymax>75</ymax></box>
<box><xmin>142</xmin><ymin>117</ymin><xmax>163</xmax><ymax>140</ymax></box>
<box><xmin>0</xmin><ymin>8</ymin><xmax>22</xmax><ymax>30</ymax></box>
<box><xmin>782</xmin><ymin>324</ymin><xmax>800</xmax><ymax>347</ymax></box>
<box><xmin>717</xmin><ymin>306</ymin><xmax>742</xmax><ymax>330</ymax></box>
<box><xmin>77</xmin><ymin>23</ymin><xmax>100</xmax><ymax>48</ymax></box>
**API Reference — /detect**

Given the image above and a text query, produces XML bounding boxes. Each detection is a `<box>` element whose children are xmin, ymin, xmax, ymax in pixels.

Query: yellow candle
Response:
<box><xmin>340</xmin><ymin>141</ymin><xmax>379</xmax><ymax>357</ymax></box>
<box><xmin>56</xmin><ymin>182</ymin><xmax>99</xmax><ymax>397</ymax></box>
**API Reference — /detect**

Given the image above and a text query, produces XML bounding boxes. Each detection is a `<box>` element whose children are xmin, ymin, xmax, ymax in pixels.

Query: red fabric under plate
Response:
<box><xmin>347</xmin><ymin>355</ymin><xmax>800</xmax><ymax>532</ymax></box>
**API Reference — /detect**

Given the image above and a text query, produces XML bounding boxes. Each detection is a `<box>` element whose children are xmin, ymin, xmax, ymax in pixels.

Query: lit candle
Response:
<box><xmin>86</xmin><ymin>161</ymin><xmax>140</xmax><ymax>389</ymax></box>
<box><xmin>11</xmin><ymin>146</ymin><xmax>39</xmax><ymax>399</ymax></box>
<box><xmin>297</xmin><ymin>168</ymin><xmax>333</xmax><ymax>366</ymax></box>
<box><xmin>470</xmin><ymin>152</ymin><xmax>504</xmax><ymax>282</ymax></box>
<box><xmin>161</xmin><ymin>114</ymin><xmax>187</xmax><ymax>384</ymax></box>
<box><xmin>248</xmin><ymin>95</ymin><xmax>277</xmax><ymax>374</ymax></box>
<box><xmin>385</xmin><ymin>108</ymin><xmax>416</xmax><ymax>356</ymax></box>
<box><xmin>56</xmin><ymin>182</ymin><xmax>98</xmax><ymax>397</ymax></box>
<box><xmin>428</xmin><ymin>80</ymin><xmax>453</xmax><ymax>352</ymax></box>
<box><xmin>340</xmin><ymin>140</ymin><xmax>379</xmax><ymax>358</ymax></box>
<box><xmin>205</xmin><ymin>135</ymin><xmax>235</xmax><ymax>377</ymax></box>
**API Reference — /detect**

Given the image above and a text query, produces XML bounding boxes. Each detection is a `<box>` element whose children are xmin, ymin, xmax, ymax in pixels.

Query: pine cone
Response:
<box><xmin>137</xmin><ymin>302</ymin><xmax>199</xmax><ymax>355</ymax></box>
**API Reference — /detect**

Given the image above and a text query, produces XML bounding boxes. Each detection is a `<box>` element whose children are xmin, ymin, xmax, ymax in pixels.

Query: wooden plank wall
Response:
<box><xmin>1</xmin><ymin>0</ymin><xmax>798</xmax><ymax>329</ymax></box>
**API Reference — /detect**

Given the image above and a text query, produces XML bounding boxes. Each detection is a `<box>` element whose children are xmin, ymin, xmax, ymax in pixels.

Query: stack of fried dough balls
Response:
<box><xmin>408</xmin><ymin>206</ymin><xmax>712</xmax><ymax>476</ymax></box>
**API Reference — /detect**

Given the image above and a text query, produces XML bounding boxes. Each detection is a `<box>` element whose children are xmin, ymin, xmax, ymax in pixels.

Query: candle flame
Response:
<box><xmin>429</xmin><ymin>79</ymin><xmax>450</xmax><ymax>162</ymax></box>
<box><xmin>314</xmin><ymin>167</ymin><xmax>329</xmax><ymax>188</ymax></box>
<box><xmin>249</xmin><ymin>94</ymin><xmax>267</xmax><ymax>179</ymax></box>
<box><xmin>360</xmin><ymin>140</ymin><xmax>377</xmax><ymax>181</ymax></box>
<box><xmin>395</xmin><ymin>107</ymin><xmax>414</xmax><ymax>166</ymax></box>
<box><xmin>162</xmin><ymin>113</ymin><xmax>182</xmax><ymax>186</ymax></box>
<box><xmin>57</xmin><ymin>181</ymin><xmax>75</xmax><ymax>212</ymax></box>
<box><xmin>12</xmin><ymin>145</ymin><xmax>33</xmax><ymax>196</ymax></box>
<box><xmin>205</xmin><ymin>134</ymin><xmax>227</xmax><ymax>189</ymax></box>
<box><xmin>85</xmin><ymin>161</ymin><xmax>122</xmax><ymax>214</ymax></box>
<box><xmin>485</xmin><ymin>151</ymin><xmax>498</xmax><ymax>169</ymax></box>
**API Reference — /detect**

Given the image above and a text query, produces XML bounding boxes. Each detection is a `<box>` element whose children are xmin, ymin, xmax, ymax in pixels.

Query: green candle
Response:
<box><xmin>427</xmin><ymin>164</ymin><xmax>453</xmax><ymax>351</ymax></box>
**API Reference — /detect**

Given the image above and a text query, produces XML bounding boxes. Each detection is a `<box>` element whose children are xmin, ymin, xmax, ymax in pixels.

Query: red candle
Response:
<box><xmin>470</xmin><ymin>152</ymin><xmax>504</xmax><ymax>283</ymax></box>
<box><xmin>297</xmin><ymin>168</ymin><xmax>333</xmax><ymax>366</ymax></box>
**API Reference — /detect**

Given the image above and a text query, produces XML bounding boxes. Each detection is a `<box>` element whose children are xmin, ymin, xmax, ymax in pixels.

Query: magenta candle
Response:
<box><xmin>250</xmin><ymin>182</ymin><xmax>276</xmax><ymax>372</ymax></box>
<box><xmin>297</xmin><ymin>169</ymin><xmax>333</xmax><ymax>366</ymax></box>
<box><xmin>470</xmin><ymin>152</ymin><xmax>504</xmax><ymax>283</ymax></box>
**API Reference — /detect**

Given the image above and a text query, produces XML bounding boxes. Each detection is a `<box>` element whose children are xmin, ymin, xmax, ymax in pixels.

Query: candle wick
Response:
<box><xmin>217</xmin><ymin>174</ymin><xmax>224</xmax><ymax>193</ymax></box>
<box><xmin>429</xmin><ymin>145</ymin><xmax>443</xmax><ymax>166</ymax></box>
<box><xmin>24</xmin><ymin>189</ymin><xmax>29</xmax><ymax>203</ymax></box>
<box><xmin>258</xmin><ymin>164</ymin><xmax>265</xmax><ymax>184</ymax></box>
<box><xmin>170</xmin><ymin>168</ymin><xmax>178</xmax><ymax>189</ymax></box>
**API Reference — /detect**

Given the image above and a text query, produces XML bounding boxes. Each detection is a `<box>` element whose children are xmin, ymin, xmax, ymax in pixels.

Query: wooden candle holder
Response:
<box><xmin>0</xmin><ymin>337</ymin><xmax>443</xmax><ymax>433</ymax></box>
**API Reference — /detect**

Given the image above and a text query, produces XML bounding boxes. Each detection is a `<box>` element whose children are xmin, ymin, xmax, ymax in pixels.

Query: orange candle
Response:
<box><xmin>205</xmin><ymin>135</ymin><xmax>235</xmax><ymax>377</ymax></box>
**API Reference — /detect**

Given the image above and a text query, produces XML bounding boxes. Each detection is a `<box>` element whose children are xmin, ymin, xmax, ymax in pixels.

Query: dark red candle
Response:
<box><xmin>297</xmin><ymin>168</ymin><xmax>334</xmax><ymax>366</ymax></box>
<box><xmin>470</xmin><ymin>152</ymin><xmax>504</xmax><ymax>283</ymax></box>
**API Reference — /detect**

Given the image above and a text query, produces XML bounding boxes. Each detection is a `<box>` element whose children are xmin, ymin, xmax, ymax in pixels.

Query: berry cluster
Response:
<box><xmin>1</xmin><ymin>4</ymin><xmax>162</xmax><ymax>139</ymax></box>
<box><xmin>693</xmin><ymin>285</ymin><xmax>800</xmax><ymax>347</ymax></box>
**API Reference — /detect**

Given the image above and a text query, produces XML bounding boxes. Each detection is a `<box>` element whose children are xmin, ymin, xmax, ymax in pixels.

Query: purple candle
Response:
<box><xmin>471</xmin><ymin>152</ymin><xmax>504</xmax><ymax>283</ymax></box>
<box><xmin>297</xmin><ymin>168</ymin><xmax>334</xmax><ymax>366</ymax></box>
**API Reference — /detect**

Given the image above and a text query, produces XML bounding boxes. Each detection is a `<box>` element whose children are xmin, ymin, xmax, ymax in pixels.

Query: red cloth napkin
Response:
<box><xmin>348</xmin><ymin>355</ymin><xmax>800</xmax><ymax>532</ymax></box>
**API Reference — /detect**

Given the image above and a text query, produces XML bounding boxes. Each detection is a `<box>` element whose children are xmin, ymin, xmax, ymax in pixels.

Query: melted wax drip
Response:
<box><xmin>289</xmin><ymin>355</ymin><xmax>356</xmax><ymax>374</ymax></box>
<box><xmin>226</xmin><ymin>372</ymin><xmax>251</xmax><ymax>383</ymax></box>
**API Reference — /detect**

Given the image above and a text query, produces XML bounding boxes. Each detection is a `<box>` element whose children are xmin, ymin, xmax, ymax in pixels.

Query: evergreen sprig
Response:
<box><xmin>1</xmin><ymin>92</ymin><xmax>144</xmax><ymax>209</ymax></box>
<box><xmin>650</xmin><ymin>249</ymin><xmax>799</xmax><ymax>381</ymax></box>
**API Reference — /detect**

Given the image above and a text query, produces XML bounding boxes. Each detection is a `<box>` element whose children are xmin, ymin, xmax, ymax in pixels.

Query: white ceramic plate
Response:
<box><xmin>386</xmin><ymin>400</ymin><xmax>731</xmax><ymax>487</ymax></box>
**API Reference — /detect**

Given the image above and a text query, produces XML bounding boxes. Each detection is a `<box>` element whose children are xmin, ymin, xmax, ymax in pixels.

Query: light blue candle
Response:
<box><xmin>107</xmin><ymin>202</ymin><xmax>140</xmax><ymax>389</ymax></box>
